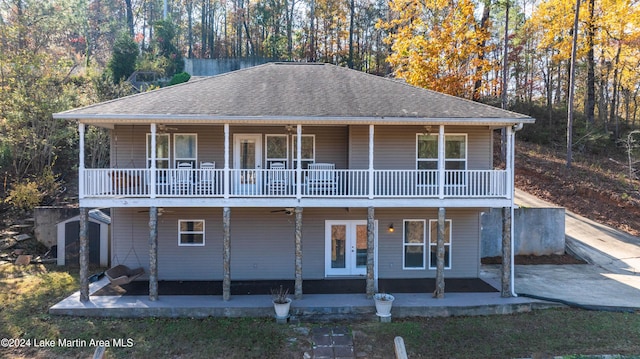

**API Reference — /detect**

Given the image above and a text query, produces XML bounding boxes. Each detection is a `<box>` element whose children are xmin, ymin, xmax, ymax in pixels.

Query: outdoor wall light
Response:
<box><xmin>388</xmin><ymin>223</ymin><xmax>394</xmax><ymax>233</ymax></box>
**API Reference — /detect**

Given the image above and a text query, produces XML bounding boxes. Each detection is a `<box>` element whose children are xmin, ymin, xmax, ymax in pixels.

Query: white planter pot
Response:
<box><xmin>373</xmin><ymin>293</ymin><xmax>395</xmax><ymax>317</ymax></box>
<box><xmin>273</xmin><ymin>298</ymin><xmax>292</xmax><ymax>318</ymax></box>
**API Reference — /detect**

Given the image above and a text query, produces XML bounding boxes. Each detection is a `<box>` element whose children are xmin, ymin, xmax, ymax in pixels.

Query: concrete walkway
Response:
<box><xmin>512</xmin><ymin>189</ymin><xmax>640</xmax><ymax>309</ymax></box>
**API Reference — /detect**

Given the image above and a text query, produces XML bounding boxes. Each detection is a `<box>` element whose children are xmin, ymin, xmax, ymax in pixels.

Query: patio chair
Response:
<box><xmin>198</xmin><ymin>161</ymin><xmax>216</xmax><ymax>194</ymax></box>
<box><xmin>172</xmin><ymin>162</ymin><xmax>193</xmax><ymax>194</ymax></box>
<box><xmin>306</xmin><ymin>163</ymin><xmax>337</xmax><ymax>195</ymax></box>
<box><xmin>267</xmin><ymin>162</ymin><xmax>288</xmax><ymax>195</ymax></box>
<box><xmin>105</xmin><ymin>264</ymin><xmax>145</xmax><ymax>286</ymax></box>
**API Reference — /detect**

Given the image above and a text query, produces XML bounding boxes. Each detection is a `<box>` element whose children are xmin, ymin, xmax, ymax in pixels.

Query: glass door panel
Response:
<box><xmin>326</xmin><ymin>221</ymin><xmax>374</xmax><ymax>276</ymax></box>
<box><xmin>233</xmin><ymin>134</ymin><xmax>262</xmax><ymax>195</ymax></box>
<box><xmin>331</xmin><ymin>225</ymin><xmax>346</xmax><ymax>269</ymax></box>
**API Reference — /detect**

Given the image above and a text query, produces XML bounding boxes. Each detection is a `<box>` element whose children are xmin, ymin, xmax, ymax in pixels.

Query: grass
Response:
<box><xmin>1</xmin><ymin>263</ymin><xmax>640</xmax><ymax>359</ymax></box>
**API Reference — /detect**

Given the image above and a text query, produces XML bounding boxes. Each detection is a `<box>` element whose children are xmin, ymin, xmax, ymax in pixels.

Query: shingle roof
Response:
<box><xmin>54</xmin><ymin>62</ymin><xmax>533</xmax><ymax>124</ymax></box>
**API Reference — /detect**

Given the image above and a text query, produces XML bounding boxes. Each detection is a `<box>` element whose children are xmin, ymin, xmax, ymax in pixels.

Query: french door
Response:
<box><xmin>233</xmin><ymin>134</ymin><xmax>262</xmax><ymax>195</ymax></box>
<box><xmin>325</xmin><ymin>220</ymin><xmax>376</xmax><ymax>276</ymax></box>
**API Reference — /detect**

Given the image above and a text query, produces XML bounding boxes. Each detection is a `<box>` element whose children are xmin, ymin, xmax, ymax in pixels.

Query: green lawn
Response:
<box><xmin>1</xmin><ymin>263</ymin><xmax>639</xmax><ymax>359</ymax></box>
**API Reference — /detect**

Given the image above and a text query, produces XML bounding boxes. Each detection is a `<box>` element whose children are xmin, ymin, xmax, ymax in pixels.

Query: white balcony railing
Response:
<box><xmin>81</xmin><ymin>168</ymin><xmax>508</xmax><ymax>199</ymax></box>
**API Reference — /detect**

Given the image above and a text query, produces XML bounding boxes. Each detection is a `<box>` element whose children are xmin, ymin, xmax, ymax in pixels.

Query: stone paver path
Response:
<box><xmin>312</xmin><ymin>327</ymin><xmax>355</xmax><ymax>359</ymax></box>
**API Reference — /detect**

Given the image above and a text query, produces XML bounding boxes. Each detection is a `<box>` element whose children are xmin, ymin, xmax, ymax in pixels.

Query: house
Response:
<box><xmin>53</xmin><ymin>62</ymin><xmax>534</xmax><ymax>303</ymax></box>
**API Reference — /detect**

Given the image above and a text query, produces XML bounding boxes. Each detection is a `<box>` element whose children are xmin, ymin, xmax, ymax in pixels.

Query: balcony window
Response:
<box><xmin>174</xmin><ymin>134</ymin><xmax>197</xmax><ymax>168</ymax></box>
<box><xmin>292</xmin><ymin>134</ymin><xmax>315</xmax><ymax>169</ymax></box>
<box><xmin>416</xmin><ymin>134</ymin><xmax>467</xmax><ymax>170</ymax></box>
<box><xmin>266</xmin><ymin>134</ymin><xmax>288</xmax><ymax>169</ymax></box>
<box><xmin>146</xmin><ymin>133</ymin><xmax>170</xmax><ymax>169</ymax></box>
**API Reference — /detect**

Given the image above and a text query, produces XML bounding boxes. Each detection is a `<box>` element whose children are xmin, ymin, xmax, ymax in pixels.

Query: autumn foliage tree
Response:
<box><xmin>377</xmin><ymin>0</ymin><xmax>496</xmax><ymax>99</ymax></box>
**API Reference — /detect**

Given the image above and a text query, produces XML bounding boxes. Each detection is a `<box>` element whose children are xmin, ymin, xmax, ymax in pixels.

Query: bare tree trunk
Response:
<box><xmin>585</xmin><ymin>0</ymin><xmax>596</xmax><ymax>127</ymax></box>
<box><xmin>473</xmin><ymin>0</ymin><xmax>491</xmax><ymax>101</ymax></box>
<box><xmin>434</xmin><ymin>208</ymin><xmax>446</xmax><ymax>299</ymax></box>
<box><xmin>294</xmin><ymin>207</ymin><xmax>303</xmax><ymax>299</ymax></box>
<box><xmin>187</xmin><ymin>0</ymin><xmax>193</xmax><ymax>58</ymax></box>
<box><xmin>348</xmin><ymin>0</ymin><xmax>355</xmax><ymax>68</ymax></box>
<box><xmin>500</xmin><ymin>0</ymin><xmax>509</xmax><ymax>162</ymax></box>
<box><xmin>610</xmin><ymin>43</ymin><xmax>622</xmax><ymax>138</ymax></box>
<box><xmin>79</xmin><ymin>207</ymin><xmax>89</xmax><ymax>302</ymax></box>
<box><xmin>567</xmin><ymin>0</ymin><xmax>580</xmax><ymax>168</ymax></box>
<box><xmin>149</xmin><ymin>207</ymin><xmax>158</xmax><ymax>301</ymax></box>
<box><xmin>501</xmin><ymin>207</ymin><xmax>512</xmax><ymax>297</ymax></box>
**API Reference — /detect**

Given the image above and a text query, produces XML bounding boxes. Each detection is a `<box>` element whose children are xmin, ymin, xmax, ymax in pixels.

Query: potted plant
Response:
<box><xmin>271</xmin><ymin>285</ymin><xmax>292</xmax><ymax>319</ymax></box>
<box><xmin>373</xmin><ymin>292</ymin><xmax>395</xmax><ymax>317</ymax></box>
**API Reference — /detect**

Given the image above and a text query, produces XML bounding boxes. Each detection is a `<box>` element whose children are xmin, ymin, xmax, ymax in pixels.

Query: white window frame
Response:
<box><xmin>146</xmin><ymin>133</ymin><xmax>170</xmax><ymax>169</ymax></box>
<box><xmin>428</xmin><ymin>219</ymin><xmax>452</xmax><ymax>270</ymax></box>
<box><xmin>265</xmin><ymin>134</ymin><xmax>289</xmax><ymax>168</ymax></box>
<box><xmin>292</xmin><ymin>134</ymin><xmax>315</xmax><ymax>169</ymax></box>
<box><xmin>416</xmin><ymin>133</ymin><xmax>468</xmax><ymax>170</ymax></box>
<box><xmin>178</xmin><ymin>219</ymin><xmax>205</xmax><ymax>246</ymax></box>
<box><xmin>403</xmin><ymin>219</ymin><xmax>426</xmax><ymax>270</ymax></box>
<box><xmin>173</xmin><ymin>133</ymin><xmax>198</xmax><ymax>168</ymax></box>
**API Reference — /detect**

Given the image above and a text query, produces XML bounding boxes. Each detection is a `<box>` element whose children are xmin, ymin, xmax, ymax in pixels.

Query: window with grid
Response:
<box><xmin>292</xmin><ymin>135</ymin><xmax>315</xmax><ymax>169</ymax></box>
<box><xmin>403</xmin><ymin>220</ymin><xmax>426</xmax><ymax>269</ymax></box>
<box><xmin>178</xmin><ymin>220</ymin><xmax>205</xmax><ymax>246</ymax></box>
<box><xmin>429</xmin><ymin>219</ymin><xmax>451</xmax><ymax>269</ymax></box>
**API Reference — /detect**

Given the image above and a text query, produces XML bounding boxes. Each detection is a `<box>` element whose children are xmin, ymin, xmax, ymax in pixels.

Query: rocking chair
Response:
<box><xmin>105</xmin><ymin>264</ymin><xmax>145</xmax><ymax>286</ymax></box>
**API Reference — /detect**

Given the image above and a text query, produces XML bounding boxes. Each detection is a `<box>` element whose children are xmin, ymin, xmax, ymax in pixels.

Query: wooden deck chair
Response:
<box><xmin>198</xmin><ymin>161</ymin><xmax>216</xmax><ymax>194</ymax></box>
<box><xmin>172</xmin><ymin>162</ymin><xmax>193</xmax><ymax>194</ymax></box>
<box><xmin>267</xmin><ymin>162</ymin><xmax>288</xmax><ymax>194</ymax></box>
<box><xmin>105</xmin><ymin>264</ymin><xmax>145</xmax><ymax>286</ymax></box>
<box><xmin>306</xmin><ymin>163</ymin><xmax>337</xmax><ymax>195</ymax></box>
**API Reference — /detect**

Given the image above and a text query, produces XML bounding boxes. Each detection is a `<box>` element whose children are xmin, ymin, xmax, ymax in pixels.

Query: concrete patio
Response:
<box><xmin>48</xmin><ymin>273</ymin><xmax>558</xmax><ymax>319</ymax></box>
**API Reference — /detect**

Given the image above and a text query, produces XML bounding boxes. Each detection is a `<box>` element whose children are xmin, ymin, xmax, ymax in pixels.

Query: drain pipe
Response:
<box><xmin>510</xmin><ymin>123</ymin><xmax>524</xmax><ymax>298</ymax></box>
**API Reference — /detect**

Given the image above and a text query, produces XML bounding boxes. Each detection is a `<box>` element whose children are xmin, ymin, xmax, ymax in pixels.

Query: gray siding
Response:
<box><xmin>111</xmin><ymin>124</ymin><xmax>491</xmax><ymax>170</ymax></box>
<box><xmin>111</xmin><ymin>207</ymin><xmax>481</xmax><ymax>280</ymax></box>
<box><xmin>111</xmin><ymin>125</ymin><xmax>348</xmax><ymax>170</ymax></box>
<box><xmin>348</xmin><ymin>125</ymin><xmax>493</xmax><ymax>170</ymax></box>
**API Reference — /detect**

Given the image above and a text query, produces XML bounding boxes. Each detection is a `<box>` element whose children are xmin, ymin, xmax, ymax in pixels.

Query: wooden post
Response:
<box><xmin>294</xmin><ymin>207</ymin><xmax>303</xmax><ymax>300</ymax></box>
<box><xmin>366</xmin><ymin>206</ymin><xmax>375</xmax><ymax>298</ymax></box>
<box><xmin>434</xmin><ymin>207</ymin><xmax>446</xmax><ymax>298</ymax></box>
<box><xmin>79</xmin><ymin>207</ymin><xmax>89</xmax><ymax>302</ymax></box>
<box><xmin>501</xmin><ymin>207</ymin><xmax>513</xmax><ymax>297</ymax></box>
<box><xmin>149</xmin><ymin>206</ymin><xmax>158</xmax><ymax>301</ymax></box>
<box><xmin>223</xmin><ymin>207</ymin><xmax>231</xmax><ymax>301</ymax></box>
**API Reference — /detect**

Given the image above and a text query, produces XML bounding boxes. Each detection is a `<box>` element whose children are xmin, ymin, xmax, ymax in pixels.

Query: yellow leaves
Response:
<box><xmin>379</xmin><ymin>0</ymin><xmax>496</xmax><ymax>98</ymax></box>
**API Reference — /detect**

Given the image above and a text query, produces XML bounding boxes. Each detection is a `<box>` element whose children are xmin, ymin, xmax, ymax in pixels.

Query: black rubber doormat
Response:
<box><xmin>92</xmin><ymin>278</ymin><xmax>497</xmax><ymax>296</ymax></box>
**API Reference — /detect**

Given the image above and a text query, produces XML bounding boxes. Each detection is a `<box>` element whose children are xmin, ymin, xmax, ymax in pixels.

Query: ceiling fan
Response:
<box><xmin>271</xmin><ymin>208</ymin><xmax>295</xmax><ymax>215</ymax></box>
<box><xmin>157</xmin><ymin>124</ymin><xmax>178</xmax><ymax>133</ymax></box>
<box><xmin>138</xmin><ymin>208</ymin><xmax>174</xmax><ymax>216</ymax></box>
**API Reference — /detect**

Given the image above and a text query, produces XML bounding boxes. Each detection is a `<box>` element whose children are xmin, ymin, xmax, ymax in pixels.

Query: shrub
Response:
<box><xmin>169</xmin><ymin>72</ymin><xmax>191</xmax><ymax>86</ymax></box>
<box><xmin>5</xmin><ymin>180</ymin><xmax>43</xmax><ymax>211</ymax></box>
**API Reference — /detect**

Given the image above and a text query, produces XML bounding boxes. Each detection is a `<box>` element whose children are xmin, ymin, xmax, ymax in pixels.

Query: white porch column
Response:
<box><xmin>78</xmin><ymin>123</ymin><xmax>85</xmax><ymax>199</ymax></box>
<box><xmin>506</xmin><ymin>125</ymin><xmax>514</xmax><ymax>200</ymax></box>
<box><xmin>438</xmin><ymin>125</ymin><xmax>445</xmax><ymax>199</ymax></box>
<box><xmin>224</xmin><ymin>124</ymin><xmax>230</xmax><ymax>199</ymax></box>
<box><xmin>368</xmin><ymin>125</ymin><xmax>374</xmax><ymax>199</ymax></box>
<box><xmin>296</xmin><ymin>125</ymin><xmax>302</xmax><ymax>200</ymax></box>
<box><xmin>150</xmin><ymin>123</ymin><xmax>157</xmax><ymax>198</ymax></box>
